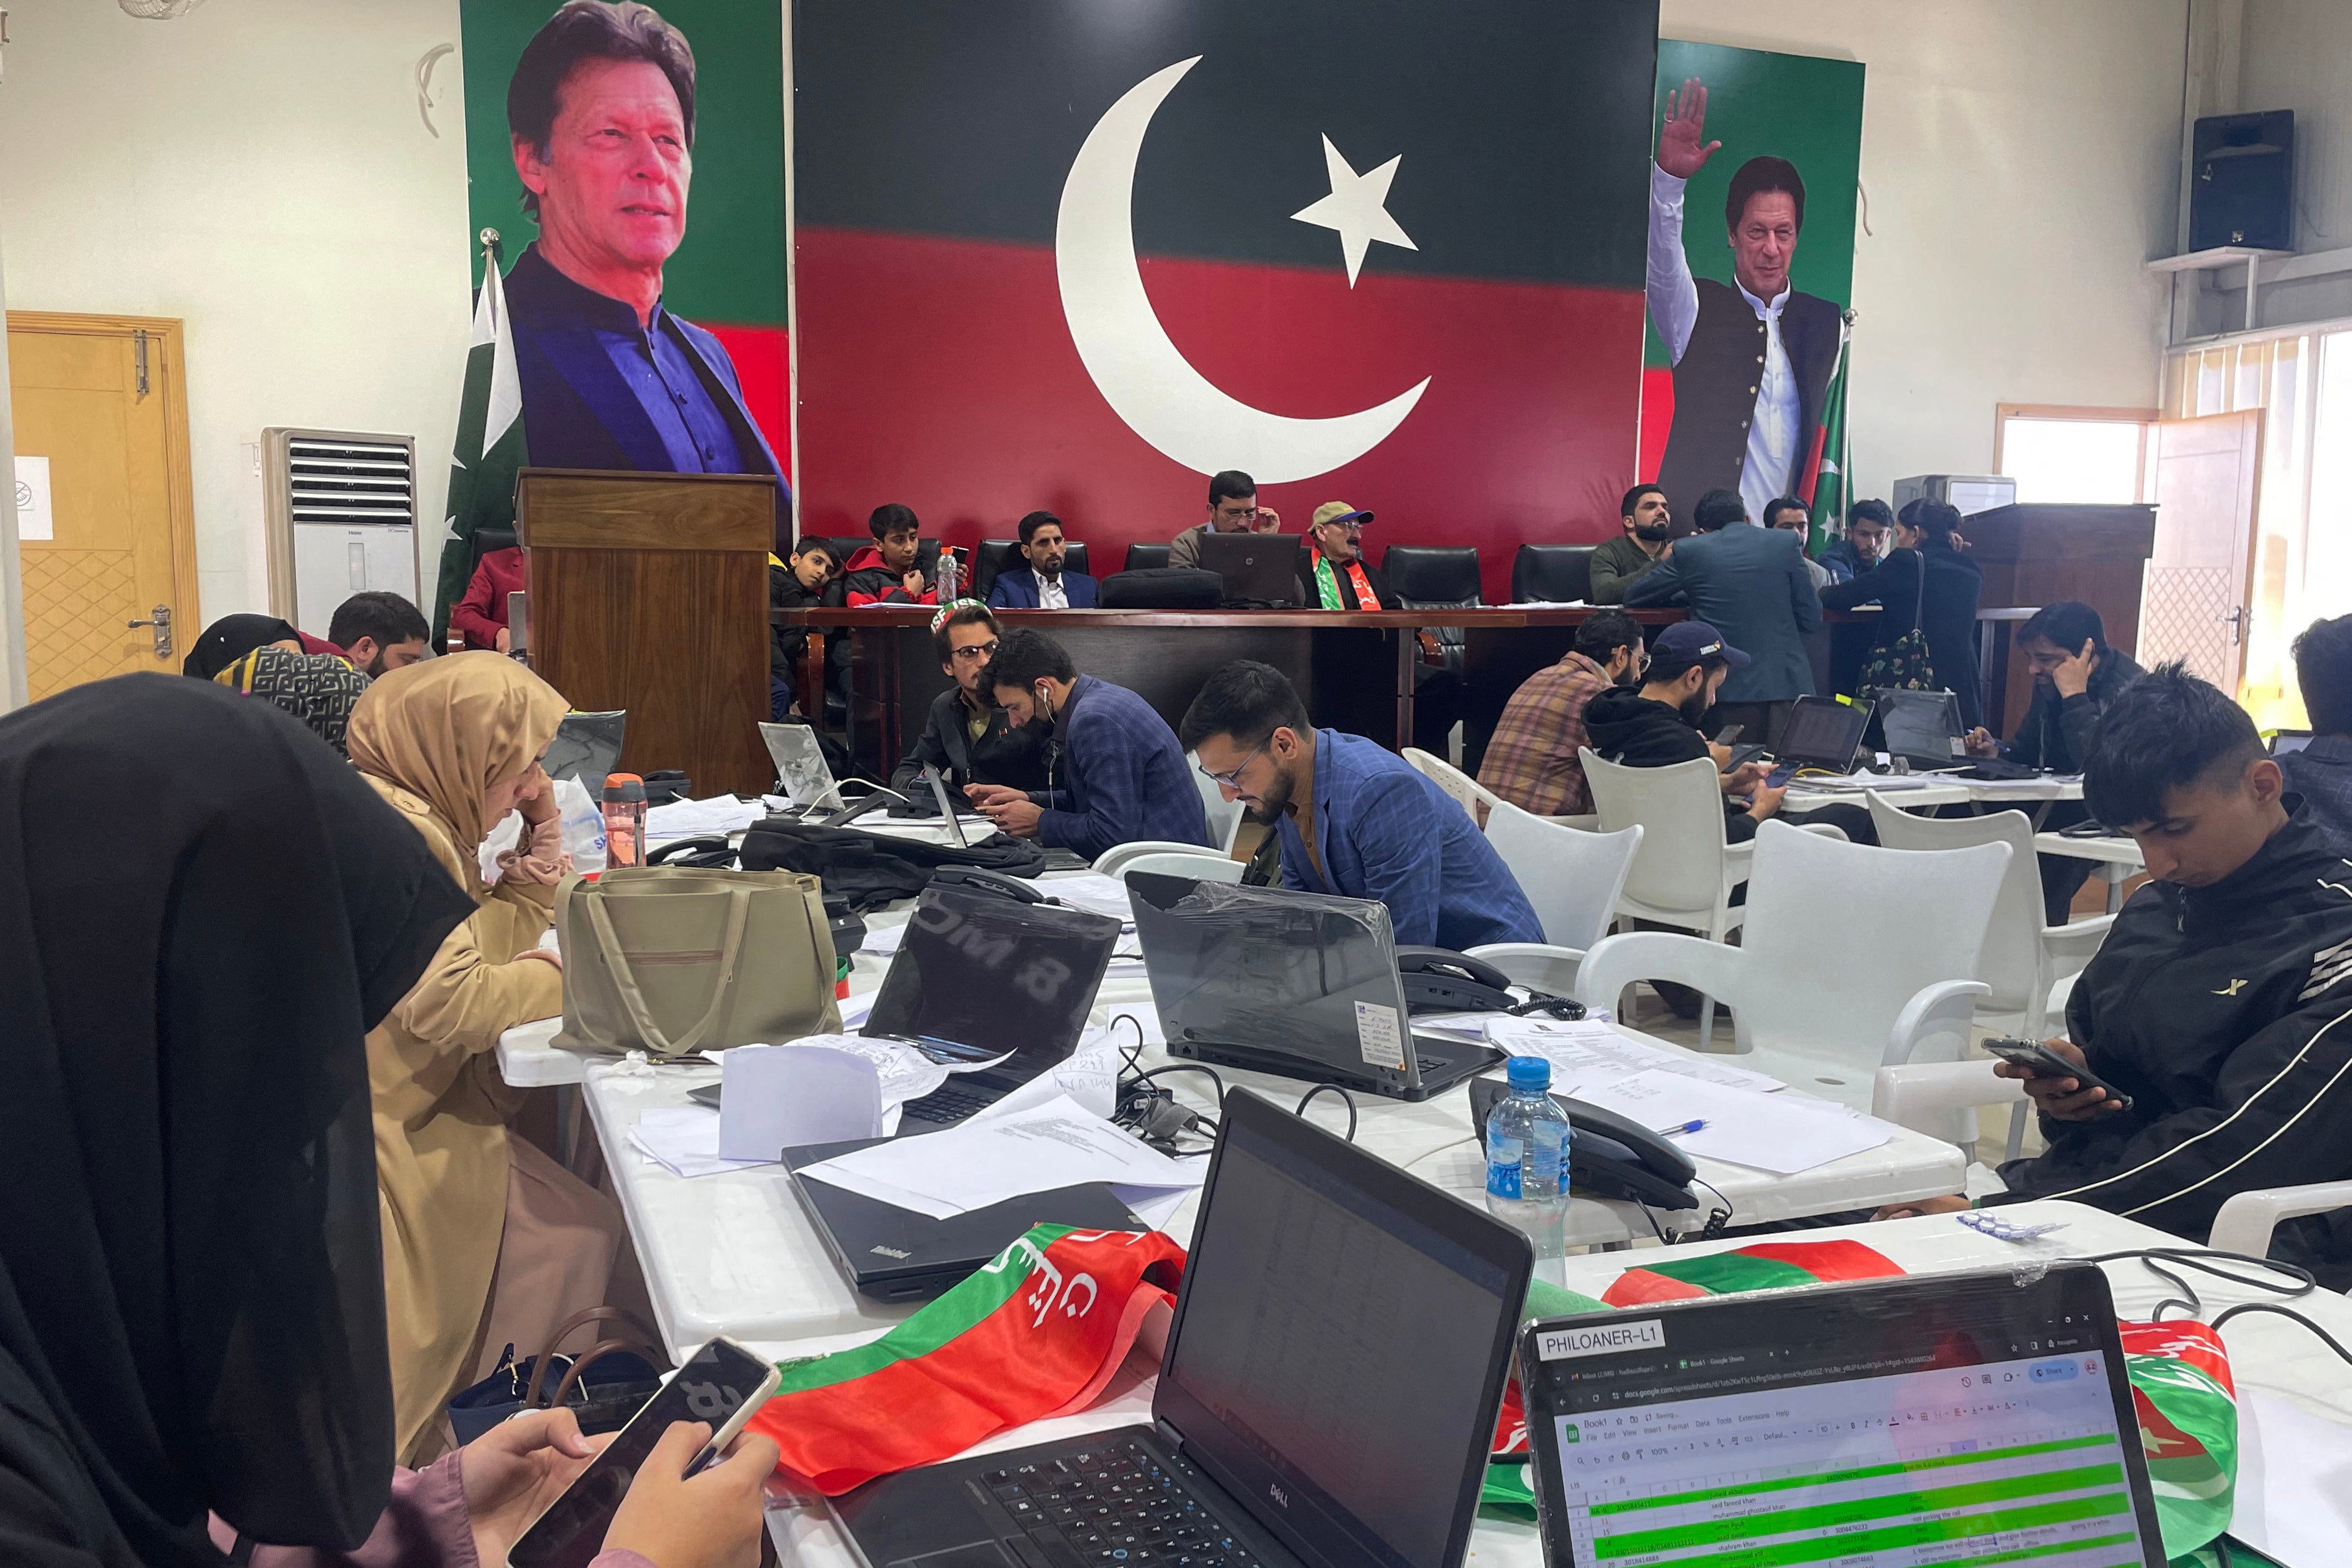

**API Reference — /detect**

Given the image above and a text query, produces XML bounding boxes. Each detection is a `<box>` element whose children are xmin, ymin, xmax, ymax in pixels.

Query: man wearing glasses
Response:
<box><xmin>887</xmin><ymin>602</ymin><xmax>1049</xmax><ymax>803</ymax></box>
<box><xmin>1180</xmin><ymin>661</ymin><xmax>1542</xmax><ymax>951</ymax></box>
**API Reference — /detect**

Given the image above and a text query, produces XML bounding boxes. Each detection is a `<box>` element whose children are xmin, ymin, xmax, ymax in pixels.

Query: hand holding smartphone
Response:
<box><xmin>507</xmin><ymin>1337</ymin><xmax>781</xmax><ymax>1568</ymax></box>
<box><xmin>1983</xmin><ymin>1037</ymin><xmax>2134</xmax><ymax>1113</ymax></box>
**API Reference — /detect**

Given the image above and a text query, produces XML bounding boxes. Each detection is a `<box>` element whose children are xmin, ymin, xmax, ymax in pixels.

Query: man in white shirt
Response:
<box><xmin>1647</xmin><ymin>78</ymin><xmax>1844</xmax><ymax>528</ymax></box>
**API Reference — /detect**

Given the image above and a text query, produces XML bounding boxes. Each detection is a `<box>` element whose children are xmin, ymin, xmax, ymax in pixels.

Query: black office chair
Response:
<box><xmin>474</xmin><ymin>526</ymin><xmax>518</xmax><ymax>556</ymax></box>
<box><xmin>971</xmin><ymin>539</ymin><xmax>1021</xmax><ymax>602</ymax></box>
<box><xmin>1381</xmin><ymin>544</ymin><xmax>1482</xmax><ymax>678</ymax></box>
<box><xmin>1123</xmin><ymin>542</ymin><xmax>1172</xmax><ymax>573</ymax></box>
<box><xmin>1063</xmin><ymin>541</ymin><xmax>1091</xmax><ymax>579</ymax></box>
<box><xmin>1511</xmin><ymin>543</ymin><xmax>1595</xmax><ymax>605</ymax></box>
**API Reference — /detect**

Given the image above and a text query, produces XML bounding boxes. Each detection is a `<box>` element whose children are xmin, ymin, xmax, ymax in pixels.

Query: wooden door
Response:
<box><xmin>8</xmin><ymin>313</ymin><xmax>197</xmax><ymax>701</ymax></box>
<box><xmin>2142</xmin><ymin>410</ymin><xmax>2261</xmax><ymax>693</ymax></box>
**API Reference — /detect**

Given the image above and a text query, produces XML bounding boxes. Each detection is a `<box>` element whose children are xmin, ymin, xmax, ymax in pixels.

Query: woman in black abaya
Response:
<box><xmin>0</xmin><ymin>678</ymin><xmax>771</xmax><ymax>1568</ymax></box>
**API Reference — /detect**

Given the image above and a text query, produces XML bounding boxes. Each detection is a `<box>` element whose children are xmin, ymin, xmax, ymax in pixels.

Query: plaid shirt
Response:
<box><xmin>1476</xmin><ymin>651</ymin><xmax>1614</xmax><ymax>817</ymax></box>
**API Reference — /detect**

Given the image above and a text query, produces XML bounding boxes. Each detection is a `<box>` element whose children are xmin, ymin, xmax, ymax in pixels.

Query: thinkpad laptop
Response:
<box><xmin>847</xmin><ymin>883</ymin><xmax>1120</xmax><ymax>1131</ymax></box>
<box><xmin>1766</xmin><ymin>694</ymin><xmax>1869</xmax><ymax>781</ymax></box>
<box><xmin>831</xmin><ymin>1086</ymin><xmax>1532</xmax><ymax>1568</ymax></box>
<box><xmin>1520</xmin><ymin>1265</ymin><xmax>2167</xmax><ymax>1568</ymax></box>
<box><xmin>1876</xmin><ymin>687</ymin><xmax>1967</xmax><ymax>771</ymax></box>
<box><xmin>784</xmin><ymin>1138</ymin><xmax>1142</xmax><ymax>1301</ymax></box>
<box><xmin>1127</xmin><ymin>873</ymin><xmax>1503</xmax><ymax>1101</ymax></box>
<box><xmin>1197</xmin><ymin>531</ymin><xmax>1302</xmax><ymax>607</ymax></box>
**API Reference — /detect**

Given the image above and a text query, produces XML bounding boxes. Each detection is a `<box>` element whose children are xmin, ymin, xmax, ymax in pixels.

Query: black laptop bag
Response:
<box><xmin>739</xmin><ymin>817</ymin><xmax>1048</xmax><ymax>910</ymax></box>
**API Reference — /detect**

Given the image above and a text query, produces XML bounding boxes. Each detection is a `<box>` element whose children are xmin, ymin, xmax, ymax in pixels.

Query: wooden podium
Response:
<box><xmin>1962</xmin><ymin>502</ymin><xmax>2157</xmax><ymax>733</ymax></box>
<box><xmin>514</xmin><ymin>467</ymin><xmax>774</xmax><ymax>798</ymax></box>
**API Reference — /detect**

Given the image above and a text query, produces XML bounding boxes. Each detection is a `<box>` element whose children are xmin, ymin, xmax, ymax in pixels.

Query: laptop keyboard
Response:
<box><xmin>902</xmin><ymin>1084</ymin><xmax>998</xmax><ymax>1124</ymax></box>
<box><xmin>984</xmin><ymin>1440</ymin><xmax>1260</xmax><ymax>1568</ymax></box>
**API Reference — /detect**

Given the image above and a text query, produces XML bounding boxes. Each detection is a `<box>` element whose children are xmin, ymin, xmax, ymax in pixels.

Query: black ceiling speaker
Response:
<box><xmin>2191</xmin><ymin>110</ymin><xmax>2294</xmax><ymax>252</ymax></box>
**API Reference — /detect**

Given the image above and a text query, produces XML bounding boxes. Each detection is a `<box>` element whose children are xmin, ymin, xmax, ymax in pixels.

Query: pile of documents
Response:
<box><xmin>645</xmin><ymin>794</ymin><xmax>764</xmax><ymax>838</ymax></box>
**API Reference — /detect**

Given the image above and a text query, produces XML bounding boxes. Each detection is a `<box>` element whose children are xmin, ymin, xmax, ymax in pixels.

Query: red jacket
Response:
<box><xmin>838</xmin><ymin>543</ymin><xmax>938</xmax><ymax>608</ymax></box>
<box><xmin>452</xmin><ymin>546</ymin><xmax>527</xmax><ymax>649</ymax></box>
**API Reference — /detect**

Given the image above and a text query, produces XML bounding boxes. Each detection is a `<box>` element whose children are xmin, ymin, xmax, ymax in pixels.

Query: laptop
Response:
<box><xmin>831</xmin><ymin>1086</ymin><xmax>1533</xmax><ymax>1568</ymax></box>
<box><xmin>1127</xmin><ymin>872</ymin><xmax>1505</xmax><ymax>1101</ymax></box>
<box><xmin>849</xmin><ymin>883</ymin><xmax>1121</xmax><ymax>1130</ymax></box>
<box><xmin>1877</xmin><ymin>687</ymin><xmax>1967</xmax><ymax>770</ymax></box>
<box><xmin>762</xmin><ymin>721</ymin><xmax>845</xmax><ymax>810</ymax></box>
<box><xmin>784</xmin><ymin>1138</ymin><xmax>1143</xmax><ymax>1301</ymax></box>
<box><xmin>1519</xmin><ymin>1265</ymin><xmax>2167</xmax><ymax>1568</ymax></box>
<box><xmin>2271</xmin><ymin>728</ymin><xmax>2314</xmax><ymax>757</ymax></box>
<box><xmin>543</xmin><ymin>710</ymin><xmax>625</xmax><ymax>788</ymax></box>
<box><xmin>1766</xmin><ymin>694</ymin><xmax>1869</xmax><ymax>781</ymax></box>
<box><xmin>1197</xmin><ymin>531</ymin><xmax>1303</xmax><ymax>607</ymax></box>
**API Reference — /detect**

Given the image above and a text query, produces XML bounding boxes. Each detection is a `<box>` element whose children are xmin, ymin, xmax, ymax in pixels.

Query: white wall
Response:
<box><xmin>2221</xmin><ymin>0</ymin><xmax>2352</xmax><ymax>331</ymax></box>
<box><xmin>0</xmin><ymin>0</ymin><xmax>473</xmax><ymax>626</ymax></box>
<box><xmin>1659</xmin><ymin>0</ymin><xmax>2188</xmax><ymax>499</ymax></box>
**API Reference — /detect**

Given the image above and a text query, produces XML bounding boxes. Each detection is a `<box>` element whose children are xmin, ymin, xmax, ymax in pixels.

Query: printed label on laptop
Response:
<box><xmin>1535</xmin><ymin>1318</ymin><xmax>1665</xmax><ymax>1362</ymax></box>
<box><xmin>1354</xmin><ymin>1000</ymin><xmax>1406</xmax><ymax>1069</ymax></box>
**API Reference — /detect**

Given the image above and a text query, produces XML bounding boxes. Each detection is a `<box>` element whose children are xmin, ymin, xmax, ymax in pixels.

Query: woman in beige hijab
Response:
<box><xmin>346</xmin><ymin>653</ymin><xmax>626</xmax><ymax>1464</ymax></box>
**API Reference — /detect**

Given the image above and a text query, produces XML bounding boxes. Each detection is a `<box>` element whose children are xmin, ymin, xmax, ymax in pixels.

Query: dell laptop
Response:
<box><xmin>831</xmin><ymin>1086</ymin><xmax>1533</xmax><ymax>1568</ymax></box>
<box><xmin>1127</xmin><ymin>873</ymin><xmax>1504</xmax><ymax>1101</ymax></box>
<box><xmin>1197</xmin><ymin>531</ymin><xmax>1303</xmax><ymax>607</ymax></box>
<box><xmin>847</xmin><ymin>883</ymin><xmax>1121</xmax><ymax>1130</ymax></box>
<box><xmin>784</xmin><ymin>1139</ymin><xmax>1143</xmax><ymax>1301</ymax></box>
<box><xmin>1767</xmin><ymin>694</ymin><xmax>1869</xmax><ymax>780</ymax></box>
<box><xmin>1519</xmin><ymin>1264</ymin><xmax>2168</xmax><ymax>1568</ymax></box>
<box><xmin>1877</xmin><ymin>686</ymin><xmax>1967</xmax><ymax>771</ymax></box>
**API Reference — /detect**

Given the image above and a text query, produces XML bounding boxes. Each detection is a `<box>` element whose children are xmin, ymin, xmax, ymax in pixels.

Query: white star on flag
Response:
<box><xmin>1291</xmin><ymin>135</ymin><xmax>1416</xmax><ymax>288</ymax></box>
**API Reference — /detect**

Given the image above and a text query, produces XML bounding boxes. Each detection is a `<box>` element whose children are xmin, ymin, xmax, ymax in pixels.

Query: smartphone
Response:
<box><xmin>1766</xmin><ymin>762</ymin><xmax>1799</xmax><ymax>788</ymax></box>
<box><xmin>1722</xmin><ymin>742</ymin><xmax>1770</xmax><ymax>772</ymax></box>
<box><xmin>1712</xmin><ymin>723</ymin><xmax>1745</xmax><ymax>745</ymax></box>
<box><xmin>508</xmin><ymin>1336</ymin><xmax>782</xmax><ymax>1568</ymax></box>
<box><xmin>1981</xmin><ymin>1037</ymin><xmax>2135</xmax><ymax>1111</ymax></box>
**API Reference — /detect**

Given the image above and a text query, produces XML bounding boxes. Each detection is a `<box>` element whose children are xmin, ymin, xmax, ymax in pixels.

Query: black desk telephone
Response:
<box><xmin>1466</xmin><ymin>1076</ymin><xmax>1699</xmax><ymax>1212</ymax></box>
<box><xmin>1395</xmin><ymin>947</ymin><xmax>1583</xmax><ymax>1020</ymax></box>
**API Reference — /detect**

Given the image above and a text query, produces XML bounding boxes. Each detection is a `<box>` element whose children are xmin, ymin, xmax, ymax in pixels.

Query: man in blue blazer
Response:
<box><xmin>988</xmin><ymin>511</ymin><xmax>1099</xmax><ymax>609</ymax></box>
<box><xmin>1627</xmin><ymin>486</ymin><xmax>1822</xmax><ymax>744</ymax></box>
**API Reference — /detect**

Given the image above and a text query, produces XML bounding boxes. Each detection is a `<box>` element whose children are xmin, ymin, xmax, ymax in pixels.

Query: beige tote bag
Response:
<box><xmin>552</xmin><ymin>866</ymin><xmax>841</xmax><ymax>1061</ymax></box>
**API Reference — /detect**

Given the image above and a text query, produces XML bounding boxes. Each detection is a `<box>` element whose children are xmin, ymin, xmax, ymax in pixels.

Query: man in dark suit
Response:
<box><xmin>988</xmin><ymin>511</ymin><xmax>1098</xmax><ymax>609</ymax></box>
<box><xmin>501</xmin><ymin>1</ymin><xmax>789</xmax><ymax>532</ymax></box>
<box><xmin>1648</xmin><ymin>78</ymin><xmax>1843</xmax><ymax>527</ymax></box>
<box><xmin>1627</xmin><ymin>487</ymin><xmax>1822</xmax><ymax>745</ymax></box>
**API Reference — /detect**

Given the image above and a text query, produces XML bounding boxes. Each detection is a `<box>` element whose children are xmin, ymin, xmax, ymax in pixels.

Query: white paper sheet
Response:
<box><xmin>798</xmin><ymin>1094</ymin><xmax>1204</xmax><ymax>1220</ymax></box>
<box><xmin>1041</xmin><ymin>873</ymin><xmax>1141</xmax><ymax>925</ymax></box>
<box><xmin>1569</xmin><ymin>1071</ymin><xmax>1893</xmax><ymax>1174</ymax></box>
<box><xmin>836</xmin><ymin>991</ymin><xmax>879</xmax><ymax>1031</ymax></box>
<box><xmin>645</xmin><ymin>794</ymin><xmax>762</xmax><ymax>838</ymax></box>
<box><xmin>717</xmin><ymin>1044</ymin><xmax>886</xmax><ymax>1159</ymax></box>
<box><xmin>2231</xmin><ymin>1388</ymin><xmax>2352</xmax><ymax>1566</ymax></box>
<box><xmin>859</xmin><ymin>924</ymin><xmax>911</xmax><ymax>958</ymax></box>
<box><xmin>1486</xmin><ymin>1017</ymin><xmax>1786</xmax><ymax>1094</ymax></box>
<box><xmin>628</xmin><ymin>1104</ymin><xmax>767</xmax><ymax>1179</ymax></box>
<box><xmin>1785</xmin><ymin>771</ymin><xmax>1936</xmax><ymax>793</ymax></box>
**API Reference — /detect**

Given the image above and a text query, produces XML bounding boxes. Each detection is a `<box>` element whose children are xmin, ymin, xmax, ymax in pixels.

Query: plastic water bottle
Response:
<box><xmin>1485</xmin><ymin>1056</ymin><xmax>1572</xmax><ymax>1278</ymax></box>
<box><xmin>936</xmin><ymin>547</ymin><xmax>959</xmax><ymax>603</ymax></box>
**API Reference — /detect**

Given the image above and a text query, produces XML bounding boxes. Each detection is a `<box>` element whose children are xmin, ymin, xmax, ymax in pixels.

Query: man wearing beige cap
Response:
<box><xmin>1297</xmin><ymin>502</ymin><xmax>1398</xmax><ymax>609</ymax></box>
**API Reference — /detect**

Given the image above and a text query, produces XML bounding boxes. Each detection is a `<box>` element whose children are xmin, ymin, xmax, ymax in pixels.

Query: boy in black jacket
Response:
<box><xmin>1887</xmin><ymin>665</ymin><xmax>2352</xmax><ymax>1288</ymax></box>
<box><xmin>769</xmin><ymin>537</ymin><xmax>837</xmax><ymax>720</ymax></box>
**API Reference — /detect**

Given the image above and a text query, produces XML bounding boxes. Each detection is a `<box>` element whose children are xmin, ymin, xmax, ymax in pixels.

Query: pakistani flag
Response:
<box><xmin>1807</xmin><ymin>315</ymin><xmax>1854</xmax><ymax>554</ymax></box>
<box><xmin>432</xmin><ymin>234</ymin><xmax>526</xmax><ymax>646</ymax></box>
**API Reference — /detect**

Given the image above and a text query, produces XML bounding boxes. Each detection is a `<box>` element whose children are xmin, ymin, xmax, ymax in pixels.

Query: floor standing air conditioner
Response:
<box><xmin>262</xmin><ymin>428</ymin><xmax>419</xmax><ymax>634</ymax></box>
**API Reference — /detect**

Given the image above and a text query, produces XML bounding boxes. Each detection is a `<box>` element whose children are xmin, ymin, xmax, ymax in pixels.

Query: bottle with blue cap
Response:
<box><xmin>1484</xmin><ymin>1054</ymin><xmax>1571</xmax><ymax>1273</ymax></box>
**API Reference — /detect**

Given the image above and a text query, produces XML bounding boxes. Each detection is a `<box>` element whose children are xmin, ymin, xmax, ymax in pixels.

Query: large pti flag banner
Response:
<box><xmin>792</xmin><ymin>0</ymin><xmax>1662</xmax><ymax>603</ymax></box>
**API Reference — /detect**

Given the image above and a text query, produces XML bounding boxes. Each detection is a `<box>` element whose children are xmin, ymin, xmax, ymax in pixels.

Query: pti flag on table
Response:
<box><xmin>790</xmin><ymin>0</ymin><xmax>1663</xmax><ymax>603</ymax></box>
<box><xmin>431</xmin><ymin>230</ymin><xmax>525</xmax><ymax>648</ymax></box>
<box><xmin>742</xmin><ymin>1224</ymin><xmax>1185</xmax><ymax>1495</ymax></box>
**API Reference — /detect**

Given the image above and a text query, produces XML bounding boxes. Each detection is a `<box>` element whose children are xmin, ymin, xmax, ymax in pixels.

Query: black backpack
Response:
<box><xmin>1097</xmin><ymin>567</ymin><xmax>1224</xmax><ymax>609</ymax></box>
<box><xmin>737</xmin><ymin>817</ymin><xmax>1048</xmax><ymax>911</ymax></box>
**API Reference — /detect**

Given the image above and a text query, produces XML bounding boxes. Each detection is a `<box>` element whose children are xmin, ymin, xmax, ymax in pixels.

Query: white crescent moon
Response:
<box><xmin>1055</xmin><ymin>56</ymin><xmax>1430</xmax><ymax>483</ymax></box>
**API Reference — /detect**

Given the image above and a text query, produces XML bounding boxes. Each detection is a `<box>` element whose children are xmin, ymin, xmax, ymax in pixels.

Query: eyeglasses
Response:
<box><xmin>1199</xmin><ymin>742</ymin><xmax>1265</xmax><ymax>790</ymax></box>
<box><xmin>951</xmin><ymin>638</ymin><xmax>1001</xmax><ymax>663</ymax></box>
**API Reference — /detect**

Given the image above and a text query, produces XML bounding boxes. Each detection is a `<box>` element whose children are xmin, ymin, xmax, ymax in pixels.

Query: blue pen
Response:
<box><xmin>1654</xmin><ymin>1119</ymin><xmax>1707</xmax><ymax>1136</ymax></box>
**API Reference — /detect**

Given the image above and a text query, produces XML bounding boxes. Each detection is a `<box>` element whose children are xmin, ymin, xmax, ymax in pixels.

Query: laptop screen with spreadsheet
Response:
<box><xmin>1520</xmin><ymin>1266</ymin><xmax>2167</xmax><ymax>1568</ymax></box>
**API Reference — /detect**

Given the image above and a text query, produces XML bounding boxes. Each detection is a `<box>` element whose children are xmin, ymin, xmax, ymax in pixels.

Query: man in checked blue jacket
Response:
<box><xmin>1179</xmin><ymin>661</ymin><xmax>1542</xmax><ymax>951</ymax></box>
<box><xmin>965</xmin><ymin>629</ymin><xmax>1210</xmax><ymax>862</ymax></box>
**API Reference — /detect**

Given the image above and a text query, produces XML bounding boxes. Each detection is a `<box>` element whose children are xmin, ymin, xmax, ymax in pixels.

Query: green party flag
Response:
<box><xmin>431</xmin><ymin>230</ymin><xmax>526</xmax><ymax>647</ymax></box>
<box><xmin>1806</xmin><ymin>320</ymin><xmax>1853</xmax><ymax>556</ymax></box>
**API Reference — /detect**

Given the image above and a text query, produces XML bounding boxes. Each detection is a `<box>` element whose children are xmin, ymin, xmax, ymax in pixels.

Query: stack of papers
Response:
<box><xmin>1570</xmin><ymin>1070</ymin><xmax>1893</xmax><ymax>1175</ymax></box>
<box><xmin>628</xmin><ymin>1105</ymin><xmax>767</xmax><ymax>1179</ymax></box>
<box><xmin>1487</xmin><ymin>1017</ymin><xmax>1785</xmax><ymax>1094</ymax></box>
<box><xmin>645</xmin><ymin>794</ymin><xmax>763</xmax><ymax>838</ymax></box>
<box><xmin>1042</xmin><ymin>873</ymin><xmax>1141</xmax><ymax>924</ymax></box>
<box><xmin>1786</xmin><ymin>770</ymin><xmax>1935</xmax><ymax>792</ymax></box>
<box><xmin>799</xmin><ymin>1093</ymin><xmax>1204</xmax><ymax>1220</ymax></box>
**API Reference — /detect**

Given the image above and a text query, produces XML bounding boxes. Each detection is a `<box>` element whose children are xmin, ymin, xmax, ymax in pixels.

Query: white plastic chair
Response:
<box><xmin>1463</xmin><ymin>943</ymin><xmax>1588</xmax><ymax>1000</ymax></box>
<box><xmin>1872</xmin><ymin>1059</ymin><xmax>2028</xmax><ymax>1159</ymax></box>
<box><xmin>1094</xmin><ymin>840</ymin><xmax>1224</xmax><ymax>878</ymax></box>
<box><xmin>2209</xmin><ymin>1183</ymin><xmax>2352</xmax><ymax>1263</ymax></box>
<box><xmin>1866</xmin><ymin>797</ymin><xmax>2115</xmax><ymax>1042</ymax></box>
<box><xmin>1185</xmin><ymin>750</ymin><xmax>1246</xmax><ymax>855</ymax></box>
<box><xmin>1115</xmin><ymin>851</ymin><xmax>1244</xmax><ymax>885</ymax></box>
<box><xmin>1404</xmin><ymin>746</ymin><xmax>1505</xmax><ymax>829</ymax></box>
<box><xmin>1483</xmin><ymin>802</ymin><xmax>1640</xmax><ymax>954</ymax></box>
<box><xmin>1575</xmin><ymin>821</ymin><xmax>2010</xmax><ymax>1116</ymax></box>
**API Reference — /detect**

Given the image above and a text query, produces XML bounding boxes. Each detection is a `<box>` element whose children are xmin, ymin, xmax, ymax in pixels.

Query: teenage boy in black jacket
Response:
<box><xmin>1886</xmin><ymin>664</ymin><xmax>2352</xmax><ymax>1289</ymax></box>
<box><xmin>769</xmin><ymin>537</ymin><xmax>837</xmax><ymax>720</ymax></box>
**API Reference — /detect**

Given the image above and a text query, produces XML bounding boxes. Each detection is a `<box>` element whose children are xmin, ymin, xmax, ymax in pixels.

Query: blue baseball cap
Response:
<box><xmin>1650</xmin><ymin>619</ymin><xmax>1751</xmax><ymax>668</ymax></box>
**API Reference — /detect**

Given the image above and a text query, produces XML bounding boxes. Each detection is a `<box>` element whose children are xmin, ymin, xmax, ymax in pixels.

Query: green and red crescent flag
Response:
<box><xmin>430</xmin><ymin>236</ymin><xmax>525</xmax><ymax>647</ymax></box>
<box><xmin>743</xmin><ymin>1224</ymin><xmax>1185</xmax><ymax>1495</ymax></box>
<box><xmin>1598</xmin><ymin>1238</ymin><xmax>1903</xmax><ymax>1305</ymax></box>
<box><xmin>1805</xmin><ymin>327</ymin><xmax>1852</xmax><ymax>554</ymax></box>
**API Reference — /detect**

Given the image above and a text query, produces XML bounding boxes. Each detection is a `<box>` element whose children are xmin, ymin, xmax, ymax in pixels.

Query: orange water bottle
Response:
<box><xmin>601</xmin><ymin>773</ymin><xmax>647</xmax><ymax>868</ymax></box>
